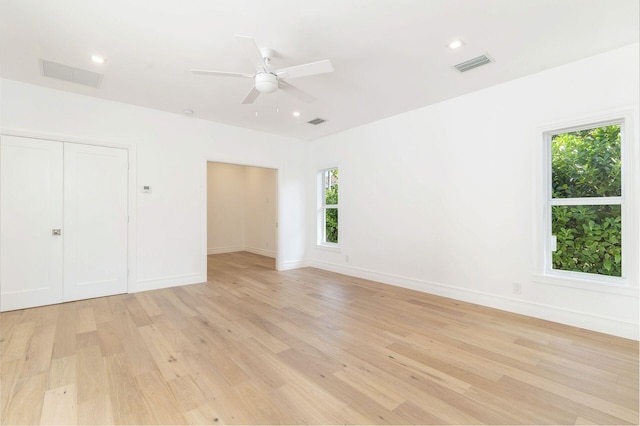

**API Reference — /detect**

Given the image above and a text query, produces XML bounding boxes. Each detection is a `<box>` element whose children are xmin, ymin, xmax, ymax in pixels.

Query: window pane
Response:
<box><xmin>552</xmin><ymin>205</ymin><xmax>621</xmax><ymax>277</ymax></box>
<box><xmin>324</xmin><ymin>169</ymin><xmax>338</xmax><ymax>205</ymax></box>
<box><xmin>551</xmin><ymin>125</ymin><xmax>621</xmax><ymax>198</ymax></box>
<box><xmin>325</xmin><ymin>208</ymin><xmax>338</xmax><ymax>243</ymax></box>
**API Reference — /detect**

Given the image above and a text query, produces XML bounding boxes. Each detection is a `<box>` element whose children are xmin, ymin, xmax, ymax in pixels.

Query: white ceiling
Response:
<box><xmin>1</xmin><ymin>0</ymin><xmax>638</xmax><ymax>140</ymax></box>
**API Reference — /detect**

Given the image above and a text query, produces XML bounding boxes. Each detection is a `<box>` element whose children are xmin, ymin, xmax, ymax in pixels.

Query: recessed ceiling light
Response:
<box><xmin>292</xmin><ymin>111</ymin><xmax>301</xmax><ymax>117</ymax></box>
<box><xmin>91</xmin><ymin>55</ymin><xmax>105</xmax><ymax>64</ymax></box>
<box><xmin>448</xmin><ymin>40</ymin><xmax>464</xmax><ymax>50</ymax></box>
<box><xmin>183</xmin><ymin>109</ymin><xmax>194</xmax><ymax>115</ymax></box>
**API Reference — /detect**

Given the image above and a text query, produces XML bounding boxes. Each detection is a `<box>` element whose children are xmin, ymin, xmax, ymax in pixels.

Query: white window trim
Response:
<box><xmin>534</xmin><ymin>108</ymin><xmax>638</xmax><ymax>294</ymax></box>
<box><xmin>317</xmin><ymin>167</ymin><xmax>340</xmax><ymax>249</ymax></box>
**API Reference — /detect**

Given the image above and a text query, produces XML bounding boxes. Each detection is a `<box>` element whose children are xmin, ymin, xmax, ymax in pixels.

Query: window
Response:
<box><xmin>319</xmin><ymin>168</ymin><xmax>339</xmax><ymax>245</ymax></box>
<box><xmin>545</xmin><ymin>122</ymin><xmax>624</xmax><ymax>279</ymax></box>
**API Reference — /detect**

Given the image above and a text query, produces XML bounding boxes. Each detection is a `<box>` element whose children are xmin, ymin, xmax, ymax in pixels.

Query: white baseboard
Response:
<box><xmin>134</xmin><ymin>272</ymin><xmax>204</xmax><ymax>293</ymax></box>
<box><xmin>279</xmin><ymin>259</ymin><xmax>309</xmax><ymax>271</ymax></box>
<box><xmin>244</xmin><ymin>246</ymin><xmax>276</xmax><ymax>258</ymax></box>
<box><xmin>207</xmin><ymin>246</ymin><xmax>244</xmax><ymax>255</ymax></box>
<box><xmin>309</xmin><ymin>260</ymin><xmax>639</xmax><ymax>341</ymax></box>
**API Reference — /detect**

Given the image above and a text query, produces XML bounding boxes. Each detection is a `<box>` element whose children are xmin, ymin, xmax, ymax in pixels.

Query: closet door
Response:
<box><xmin>63</xmin><ymin>143</ymin><xmax>128</xmax><ymax>302</ymax></box>
<box><xmin>1</xmin><ymin>136</ymin><xmax>64</xmax><ymax>310</ymax></box>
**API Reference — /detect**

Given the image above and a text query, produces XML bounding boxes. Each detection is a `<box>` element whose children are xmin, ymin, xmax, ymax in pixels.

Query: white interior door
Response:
<box><xmin>63</xmin><ymin>143</ymin><xmax>128</xmax><ymax>302</ymax></box>
<box><xmin>1</xmin><ymin>136</ymin><xmax>64</xmax><ymax>310</ymax></box>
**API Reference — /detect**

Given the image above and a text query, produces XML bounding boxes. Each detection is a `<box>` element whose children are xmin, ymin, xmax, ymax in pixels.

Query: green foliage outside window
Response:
<box><xmin>551</xmin><ymin>125</ymin><xmax>622</xmax><ymax>277</ymax></box>
<box><xmin>324</xmin><ymin>169</ymin><xmax>339</xmax><ymax>243</ymax></box>
<box><xmin>325</xmin><ymin>208</ymin><xmax>338</xmax><ymax>243</ymax></box>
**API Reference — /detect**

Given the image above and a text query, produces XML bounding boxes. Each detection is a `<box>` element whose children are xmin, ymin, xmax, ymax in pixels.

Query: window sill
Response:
<box><xmin>533</xmin><ymin>273</ymin><xmax>638</xmax><ymax>297</ymax></box>
<box><xmin>315</xmin><ymin>243</ymin><xmax>341</xmax><ymax>253</ymax></box>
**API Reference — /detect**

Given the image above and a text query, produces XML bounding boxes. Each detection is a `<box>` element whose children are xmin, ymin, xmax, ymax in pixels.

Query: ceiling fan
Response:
<box><xmin>191</xmin><ymin>35</ymin><xmax>334</xmax><ymax>104</ymax></box>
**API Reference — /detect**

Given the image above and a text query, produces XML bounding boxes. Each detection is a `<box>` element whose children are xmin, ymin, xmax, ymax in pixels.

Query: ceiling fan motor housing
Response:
<box><xmin>255</xmin><ymin>73</ymin><xmax>278</xmax><ymax>94</ymax></box>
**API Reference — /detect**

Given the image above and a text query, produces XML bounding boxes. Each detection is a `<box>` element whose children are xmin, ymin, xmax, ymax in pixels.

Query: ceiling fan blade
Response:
<box><xmin>191</xmin><ymin>69</ymin><xmax>254</xmax><ymax>78</ymax></box>
<box><xmin>275</xmin><ymin>59</ymin><xmax>334</xmax><ymax>80</ymax></box>
<box><xmin>278</xmin><ymin>80</ymin><xmax>316</xmax><ymax>103</ymax></box>
<box><xmin>235</xmin><ymin>34</ymin><xmax>266</xmax><ymax>69</ymax></box>
<box><xmin>241</xmin><ymin>86</ymin><xmax>261</xmax><ymax>104</ymax></box>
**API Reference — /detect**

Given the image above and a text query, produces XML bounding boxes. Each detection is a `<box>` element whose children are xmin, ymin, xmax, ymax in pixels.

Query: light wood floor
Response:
<box><xmin>1</xmin><ymin>252</ymin><xmax>638</xmax><ymax>425</ymax></box>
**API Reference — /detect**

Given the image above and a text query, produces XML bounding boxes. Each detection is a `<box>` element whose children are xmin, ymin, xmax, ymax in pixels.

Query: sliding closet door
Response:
<box><xmin>63</xmin><ymin>143</ymin><xmax>128</xmax><ymax>302</ymax></box>
<box><xmin>0</xmin><ymin>136</ymin><xmax>64</xmax><ymax>310</ymax></box>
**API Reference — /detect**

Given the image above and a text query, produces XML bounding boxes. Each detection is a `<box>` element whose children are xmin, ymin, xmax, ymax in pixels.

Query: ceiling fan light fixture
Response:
<box><xmin>255</xmin><ymin>73</ymin><xmax>278</xmax><ymax>93</ymax></box>
<box><xmin>192</xmin><ymin>35</ymin><xmax>333</xmax><ymax>104</ymax></box>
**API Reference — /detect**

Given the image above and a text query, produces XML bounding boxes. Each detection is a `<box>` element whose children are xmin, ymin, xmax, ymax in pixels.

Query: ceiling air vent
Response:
<box><xmin>307</xmin><ymin>118</ymin><xmax>326</xmax><ymax>125</ymax></box>
<box><xmin>453</xmin><ymin>54</ymin><xmax>492</xmax><ymax>73</ymax></box>
<box><xmin>41</xmin><ymin>59</ymin><xmax>103</xmax><ymax>88</ymax></box>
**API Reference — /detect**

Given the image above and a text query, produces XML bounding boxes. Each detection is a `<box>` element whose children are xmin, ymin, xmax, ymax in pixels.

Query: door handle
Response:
<box><xmin>52</xmin><ymin>229</ymin><xmax>62</xmax><ymax>236</ymax></box>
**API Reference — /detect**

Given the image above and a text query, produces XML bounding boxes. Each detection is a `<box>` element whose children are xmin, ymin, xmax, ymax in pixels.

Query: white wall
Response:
<box><xmin>207</xmin><ymin>162</ymin><xmax>246</xmax><ymax>254</ymax></box>
<box><xmin>0</xmin><ymin>78</ymin><xmax>308</xmax><ymax>293</ymax></box>
<box><xmin>207</xmin><ymin>162</ymin><xmax>277</xmax><ymax>257</ymax></box>
<box><xmin>307</xmin><ymin>44</ymin><xmax>640</xmax><ymax>339</ymax></box>
<box><xmin>244</xmin><ymin>166</ymin><xmax>277</xmax><ymax>257</ymax></box>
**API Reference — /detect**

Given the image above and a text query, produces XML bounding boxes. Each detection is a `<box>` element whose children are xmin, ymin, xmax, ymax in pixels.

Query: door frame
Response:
<box><xmin>202</xmin><ymin>158</ymin><xmax>281</xmax><ymax>271</ymax></box>
<box><xmin>0</xmin><ymin>129</ymin><xmax>136</xmax><ymax>294</ymax></box>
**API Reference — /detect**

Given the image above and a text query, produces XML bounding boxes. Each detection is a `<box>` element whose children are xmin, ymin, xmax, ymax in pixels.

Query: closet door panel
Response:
<box><xmin>1</xmin><ymin>136</ymin><xmax>64</xmax><ymax>311</ymax></box>
<box><xmin>63</xmin><ymin>143</ymin><xmax>128</xmax><ymax>302</ymax></box>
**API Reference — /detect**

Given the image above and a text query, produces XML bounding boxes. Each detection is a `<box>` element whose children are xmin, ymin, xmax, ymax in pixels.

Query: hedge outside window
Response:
<box><xmin>320</xmin><ymin>168</ymin><xmax>339</xmax><ymax>244</ymax></box>
<box><xmin>549</xmin><ymin>124</ymin><xmax>622</xmax><ymax>277</ymax></box>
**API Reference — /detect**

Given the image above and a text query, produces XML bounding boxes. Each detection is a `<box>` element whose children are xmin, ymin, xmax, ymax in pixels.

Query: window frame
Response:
<box><xmin>317</xmin><ymin>167</ymin><xmax>340</xmax><ymax>248</ymax></box>
<box><xmin>538</xmin><ymin>113</ymin><xmax>636</xmax><ymax>288</ymax></box>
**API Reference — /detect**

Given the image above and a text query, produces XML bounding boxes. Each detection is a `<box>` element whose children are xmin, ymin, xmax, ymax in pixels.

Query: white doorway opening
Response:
<box><xmin>206</xmin><ymin>162</ymin><xmax>278</xmax><ymax>271</ymax></box>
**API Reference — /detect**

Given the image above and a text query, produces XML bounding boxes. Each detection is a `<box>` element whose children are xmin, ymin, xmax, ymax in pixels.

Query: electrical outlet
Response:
<box><xmin>345</xmin><ymin>255</ymin><xmax>349</xmax><ymax>263</ymax></box>
<box><xmin>512</xmin><ymin>283</ymin><xmax>522</xmax><ymax>295</ymax></box>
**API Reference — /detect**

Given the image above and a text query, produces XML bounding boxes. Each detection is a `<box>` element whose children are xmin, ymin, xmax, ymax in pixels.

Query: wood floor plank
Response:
<box><xmin>48</xmin><ymin>354</ymin><xmax>76</xmax><ymax>389</ymax></box>
<box><xmin>136</xmin><ymin>370</ymin><xmax>188</xmax><ymax>424</ymax></box>
<box><xmin>167</xmin><ymin>375</ymin><xmax>209</xmax><ymax>413</ymax></box>
<box><xmin>134</xmin><ymin>292</ymin><xmax>164</xmax><ymax>318</ymax></box>
<box><xmin>1</xmin><ymin>358</ymin><xmax>26</xmax><ymax>417</ymax></box>
<box><xmin>39</xmin><ymin>384</ymin><xmax>77</xmax><ymax>425</ymax></box>
<box><xmin>0</xmin><ymin>251</ymin><xmax>637</xmax><ymax>425</ymax></box>
<box><xmin>393</xmin><ymin>400</ymin><xmax>448</xmax><ymax>425</ymax></box>
<box><xmin>95</xmin><ymin>318</ymin><xmax>125</xmax><ymax>357</ymax></box>
<box><xmin>19</xmin><ymin>304</ymin><xmax>61</xmax><ymax>329</ymax></box>
<box><xmin>76</xmin><ymin>345</ymin><xmax>107</xmax><ymax>405</ymax></box>
<box><xmin>137</xmin><ymin>323</ymin><xmax>191</xmax><ymax>382</ymax></box>
<box><xmin>119</xmin><ymin>324</ymin><xmax>157</xmax><ymax>377</ymax></box>
<box><xmin>1</xmin><ymin>321</ymin><xmax>36</xmax><ymax>362</ymax></box>
<box><xmin>0</xmin><ymin>310</ymin><xmax>26</xmax><ymax>342</ymax></box>
<box><xmin>2</xmin><ymin>373</ymin><xmax>48</xmax><ymax>425</ymax></box>
<box><xmin>215</xmin><ymin>380</ymin><xmax>284</xmax><ymax>424</ymax></box>
<box><xmin>77</xmin><ymin>395</ymin><xmax>114</xmax><ymax>425</ymax></box>
<box><xmin>103</xmin><ymin>352</ymin><xmax>150</xmax><ymax>424</ymax></box>
<box><xmin>122</xmin><ymin>298</ymin><xmax>152</xmax><ymax>327</ymax></box>
<box><xmin>76</xmin><ymin>307</ymin><xmax>97</xmax><ymax>334</ymax></box>
<box><xmin>180</xmin><ymin>352</ymin><xmax>233</xmax><ymax>399</ymax></box>
<box><xmin>19</xmin><ymin>324</ymin><xmax>56</xmax><ymax>379</ymax></box>
<box><xmin>183</xmin><ymin>400</ymin><xmax>226</xmax><ymax>425</ymax></box>
<box><xmin>51</xmin><ymin>304</ymin><xmax>77</xmax><ymax>359</ymax></box>
<box><xmin>333</xmin><ymin>367</ymin><xmax>406</xmax><ymax>411</ymax></box>
<box><xmin>275</xmin><ymin>380</ymin><xmax>373</xmax><ymax>424</ymax></box>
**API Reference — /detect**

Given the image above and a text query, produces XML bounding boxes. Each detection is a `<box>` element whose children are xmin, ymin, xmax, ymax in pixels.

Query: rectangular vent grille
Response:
<box><xmin>41</xmin><ymin>59</ymin><xmax>103</xmax><ymax>88</ymax></box>
<box><xmin>454</xmin><ymin>55</ymin><xmax>492</xmax><ymax>73</ymax></box>
<box><xmin>307</xmin><ymin>118</ymin><xmax>326</xmax><ymax>125</ymax></box>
